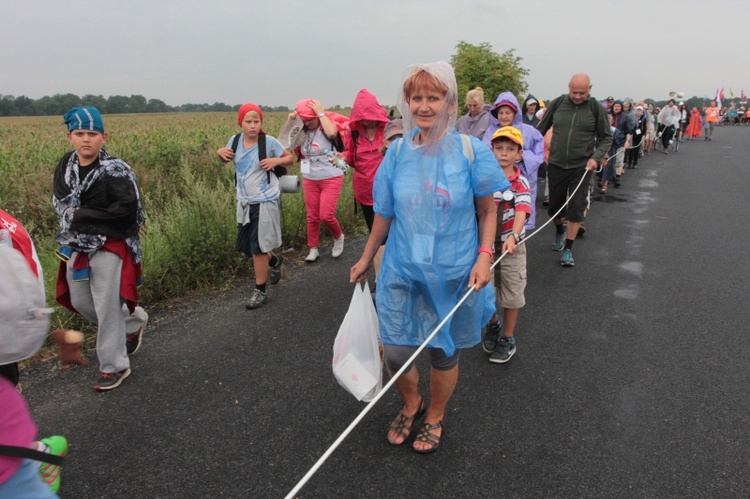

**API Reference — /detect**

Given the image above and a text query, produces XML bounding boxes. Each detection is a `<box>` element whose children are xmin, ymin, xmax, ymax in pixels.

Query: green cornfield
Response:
<box><xmin>0</xmin><ymin>112</ymin><xmax>365</xmax><ymax>333</ymax></box>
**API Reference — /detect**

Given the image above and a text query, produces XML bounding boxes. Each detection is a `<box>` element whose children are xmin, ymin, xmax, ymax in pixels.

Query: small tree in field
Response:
<box><xmin>450</xmin><ymin>41</ymin><xmax>529</xmax><ymax>114</ymax></box>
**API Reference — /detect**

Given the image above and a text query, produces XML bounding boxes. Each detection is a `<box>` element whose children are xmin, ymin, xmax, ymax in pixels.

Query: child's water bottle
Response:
<box><xmin>323</xmin><ymin>149</ymin><xmax>349</xmax><ymax>171</ymax></box>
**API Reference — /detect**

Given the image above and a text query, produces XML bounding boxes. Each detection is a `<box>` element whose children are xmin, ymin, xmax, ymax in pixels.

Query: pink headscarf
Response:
<box><xmin>294</xmin><ymin>98</ymin><xmax>351</xmax><ymax>140</ymax></box>
<box><xmin>295</xmin><ymin>99</ymin><xmax>318</xmax><ymax>121</ymax></box>
<box><xmin>237</xmin><ymin>103</ymin><xmax>265</xmax><ymax>132</ymax></box>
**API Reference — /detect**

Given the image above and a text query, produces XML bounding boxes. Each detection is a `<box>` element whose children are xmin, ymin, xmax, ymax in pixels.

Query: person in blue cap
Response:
<box><xmin>53</xmin><ymin>107</ymin><xmax>148</xmax><ymax>391</ymax></box>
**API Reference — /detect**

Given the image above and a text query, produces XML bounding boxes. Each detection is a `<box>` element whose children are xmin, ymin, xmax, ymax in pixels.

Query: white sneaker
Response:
<box><xmin>305</xmin><ymin>248</ymin><xmax>319</xmax><ymax>263</ymax></box>
<box><xmin>332</xmin><ymin>234</ymin><xmax>345</xmax><ymax>258</ymax></box>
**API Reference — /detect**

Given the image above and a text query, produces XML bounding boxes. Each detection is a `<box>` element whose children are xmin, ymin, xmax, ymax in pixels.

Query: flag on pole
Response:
<box><xmin>742</xmin><ymin>89</ymin><xmax>747</xmax><ymax>102</ymax></box>
<box><xmin>730</xmin><ymin>88</ymin><xmax>735</xmax><ymax>98</ymax></box>
<box><xmin>714</xmin><ymin>89</ymin><xmax>720</xmax><ymax>102</ymax></box>
<box><xmin>720</xmin><ymin>88</ymin><xmax>725</xmax><ymax>102</ymax></box>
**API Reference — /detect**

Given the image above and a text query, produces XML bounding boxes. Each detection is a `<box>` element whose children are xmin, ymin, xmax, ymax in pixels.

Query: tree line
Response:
<box><xmin>12</xmin><ymin>41</ymin><xmax>714</xmax><ymax>119</ymax></box>
<box><xmin>0</xmin><ymin>93</ymin><xmax>292</xmax><ymax>117</ymax></box>
<box><xmin>0</xmin><ymin>42</ymin><xmax>524</xmax><ymax>118</ymax></box>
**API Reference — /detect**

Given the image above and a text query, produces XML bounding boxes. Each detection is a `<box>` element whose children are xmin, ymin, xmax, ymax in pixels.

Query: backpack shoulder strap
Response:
<box><xmin>460</xmin><ymin>134</ymin><xmax>474</xmax><ymax>163</ymax></box>
<box><xmin>258</xmin><ymin>132</ymin><xmax>267</xmax><ymax>161</ymax></box>
<box><xmin>552</xmin><ymin>94</ymin><xmax>565</xmax><ymax>115</ymax></box>
<box><xmin>331</xmin><ymin>132</ymin><xmax>345</xmax><ymax>152</ymax></box>
<box><xmin>257</xmin><ymin>133</ymin><xmax>272</xmax><ymax>183</ymax></box>
<box><xmin>231</xmin><ymin>133</ymin><xmax>242</xmax><ymax>153</ymax></box>
<box><xmin>229</xmin><ymin>134</ymin><xmax>242</xmax><ymax>188</ymax></box>
<box><xmin>590</xmin><ymin>98</ymin><xmax>600</xmax><ymax>122</ymax></box>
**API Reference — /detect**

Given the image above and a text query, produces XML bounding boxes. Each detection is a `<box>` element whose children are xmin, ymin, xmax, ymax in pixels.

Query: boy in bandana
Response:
<box><xmin>53</xmin><ymin>107</ymin><xmax>148</xmax><ymax>391</ymax></box>
<box><xmin>217</xmin><ymin>104</ymin><xmax>294</xmax><ymax>309</ymax></box>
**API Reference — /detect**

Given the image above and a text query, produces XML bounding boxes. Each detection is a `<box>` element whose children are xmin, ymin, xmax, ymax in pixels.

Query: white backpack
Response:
<box><xmin>0</xmin><ymin>242</ymin><xmax>53</xmax><ymax>365</ymax></box>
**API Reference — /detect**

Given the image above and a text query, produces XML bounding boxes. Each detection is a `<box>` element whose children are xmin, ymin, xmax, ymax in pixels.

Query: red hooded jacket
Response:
<box><xmin>345</xmin><ymin>89</ymin><xmax>389</xmax><ymax>206</ymax></box>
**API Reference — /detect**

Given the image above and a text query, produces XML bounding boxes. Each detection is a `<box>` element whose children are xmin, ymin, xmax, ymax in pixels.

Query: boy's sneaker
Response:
<box><xmin>39</xmin><ymin>435</ymin><xmax>68</xmax><ymax>494</ymax></box>
<box><xmin>269</xmin><ymin>254</ymin><xmax>283</xmax><ymax>285</ymax></box>
<box><xmin>560</xmin><ymin>249</ymin><xmax>575</xmax><ymax>267</ymax></box>
<box><xmin>332</xmin><ymin>234</ymin><xmax>345</xmax><ymax>258</ymax></box>
<box><xmin>245</xmin><ymin>288</ymin><xmax>268</xmax><ymax>310</ymax></box>
<box><xmin>482</xmin><ymin>322</ymin><xmax>502</xmax><ymax>353</ymax></box>
<box><xmin>489</xmin><ymin>337</ymin><xmax>516</xmax><ymax>364</ymax></box>
<box><xmin>552</xmin><ymin>231</ymin><xmax>566</xmax><ymax>251</ymax></box>
<box><xmin>126</xmin><ymin>312</ymin><xmax>148</xmax><ymax>355</ymax></box>
<box><xmin>94</xmin><ymin>368</ymin><xmax>131</xmax><ymax>391</ymax></box>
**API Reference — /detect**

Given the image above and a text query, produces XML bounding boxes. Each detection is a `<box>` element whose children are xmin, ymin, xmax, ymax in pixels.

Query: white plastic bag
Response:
<box><xmin>332</xmin><ymin>281</ymin><xmax>383</xmax><ymax>402</ymax></box>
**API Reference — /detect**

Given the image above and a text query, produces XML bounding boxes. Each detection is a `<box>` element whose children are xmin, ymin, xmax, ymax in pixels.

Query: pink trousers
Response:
<box><xmin>303</xmin><ymin>176</ymin><xmax>343</xmax><ymax>248</ymax></box>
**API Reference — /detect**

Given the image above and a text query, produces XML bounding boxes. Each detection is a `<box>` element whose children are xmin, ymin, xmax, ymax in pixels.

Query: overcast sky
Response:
<box><xmin>1</xmin><ymin>0</ymin><xmax>747</xmax><ymax>109</ymax></box>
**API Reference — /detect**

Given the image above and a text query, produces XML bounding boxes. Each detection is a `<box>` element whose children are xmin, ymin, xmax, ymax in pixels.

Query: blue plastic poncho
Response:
<box><xmin>373</xmin><ymin>129</ymin><xmax>510</xmax><ymax>356</ymax></box>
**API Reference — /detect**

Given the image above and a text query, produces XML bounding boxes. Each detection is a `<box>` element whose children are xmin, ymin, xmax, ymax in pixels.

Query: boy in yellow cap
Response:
<box><xmin>482</xmin><ymin>126</ymin><xmax>531</xmax><ymax>364</ymax></box>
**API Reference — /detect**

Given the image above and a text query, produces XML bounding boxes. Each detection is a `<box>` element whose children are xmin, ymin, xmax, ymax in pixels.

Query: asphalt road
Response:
<box><xmin>22</xmin><ymin>126</ymin><xmax>750</xmax><ymax>498</ymax></box>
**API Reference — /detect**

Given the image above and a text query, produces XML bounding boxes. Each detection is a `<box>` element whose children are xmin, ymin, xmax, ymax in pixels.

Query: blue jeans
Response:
<box><xmin>0</xmin><ymin>458</ymin><xmax>57</xmax><ymax>498</ymax></box>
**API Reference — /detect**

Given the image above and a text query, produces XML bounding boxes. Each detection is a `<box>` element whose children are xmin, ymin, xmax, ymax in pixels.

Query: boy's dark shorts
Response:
<box><xmin>236</xmin><ymin>203</ymin><xmax>262</xmax><ymax>255</ymax></box>
<box><xmin>547</xmin><ymin>164</ymin><xmax>592</xmax><ymax>223</ymax></box>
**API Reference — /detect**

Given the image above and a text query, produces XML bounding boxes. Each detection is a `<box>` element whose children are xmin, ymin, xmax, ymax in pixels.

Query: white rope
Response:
<box><xmin>285</xmin><ymin>169</ymin><xmax>592</xmax><ymax>498</ymax></box>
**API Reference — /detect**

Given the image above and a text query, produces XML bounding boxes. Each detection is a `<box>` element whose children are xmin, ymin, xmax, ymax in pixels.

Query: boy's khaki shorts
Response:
<box><xmin>494</xmin><ymin>243</ymin><xmax>526</xmax><ymax>310</ymax></box>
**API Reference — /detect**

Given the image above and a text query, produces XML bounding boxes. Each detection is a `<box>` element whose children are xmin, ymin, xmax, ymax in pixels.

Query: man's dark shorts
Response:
<box><xmin>547</xmin><ymin>164</ymin><xmax>592</xmax><ymax>223</ymax></box>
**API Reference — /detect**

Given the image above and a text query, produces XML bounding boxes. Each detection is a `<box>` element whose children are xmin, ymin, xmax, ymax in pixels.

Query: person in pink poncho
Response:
<box><xmin>343</xmin><ymin>89</ymin><xmax>389</xmax><ymax>276</ymax></box>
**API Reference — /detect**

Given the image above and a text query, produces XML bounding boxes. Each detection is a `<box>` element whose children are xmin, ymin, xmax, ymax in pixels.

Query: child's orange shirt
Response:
<box><xmin>705</xmin><ymin>106</ymin><xmax>719</xmax><ymax>123</ymax></box>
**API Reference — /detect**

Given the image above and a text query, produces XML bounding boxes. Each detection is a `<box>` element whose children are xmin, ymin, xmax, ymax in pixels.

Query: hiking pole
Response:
<box><xmin>285</xmin><ymin>167</ymin><xmax>591</xmax><ymax>498</ymax></box>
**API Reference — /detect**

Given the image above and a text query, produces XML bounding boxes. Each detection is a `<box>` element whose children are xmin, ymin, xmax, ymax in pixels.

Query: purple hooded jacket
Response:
<box><xmin>482</xmin><ymin>91</ymin><xmax>544</xmax><ymax>229</ymax></box>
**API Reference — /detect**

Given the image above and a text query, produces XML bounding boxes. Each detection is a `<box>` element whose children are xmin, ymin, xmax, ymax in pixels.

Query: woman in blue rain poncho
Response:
<box><xmin>350</xmin><ymin>62</ymin><xmax>510</xmax><ymax>453</ymax></box>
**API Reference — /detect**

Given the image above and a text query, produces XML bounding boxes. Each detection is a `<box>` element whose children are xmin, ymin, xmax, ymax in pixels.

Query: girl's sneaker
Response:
<box><xmin>332</xmin><ymin>234</ymin><xmax>345</xmax><ymax>258</ymax></box>
<box><xmin>39</xmin><ymin>435</ymin><xmax>68</xmax><ymax>494</ymax></box>
<box><xmin>305</xmin><ymin>248</ymin><xmax>319</xmax><ymax>263</ymax></box>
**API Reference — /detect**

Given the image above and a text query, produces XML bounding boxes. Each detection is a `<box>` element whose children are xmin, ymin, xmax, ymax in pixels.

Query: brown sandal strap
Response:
<box><xmin>413</xmin><ymin>421</ymin><xmax>443</xmax><ymax>449</ymax></box>
<box><xmin>388</xmin><ymin>400</ymin><xmax>426</xmax><ymax>443</ymax></box>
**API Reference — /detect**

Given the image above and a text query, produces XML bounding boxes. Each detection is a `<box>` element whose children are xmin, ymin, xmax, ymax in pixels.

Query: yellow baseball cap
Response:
<box><xmin>490</xmin><ymin>126</ymin><xmax>524</xmax><ymax>147</ymax></box>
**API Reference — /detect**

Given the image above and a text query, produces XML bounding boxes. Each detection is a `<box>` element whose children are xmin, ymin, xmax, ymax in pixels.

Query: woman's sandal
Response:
<box><xmin>387</xmin><ymin>400</ymin><xmax>426</xmax><ymax>446</ymax></box>
<box><xmin>412</xmin><ymin>421</ymin><xmax>443</xmax><ymax>454</ymax></box>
